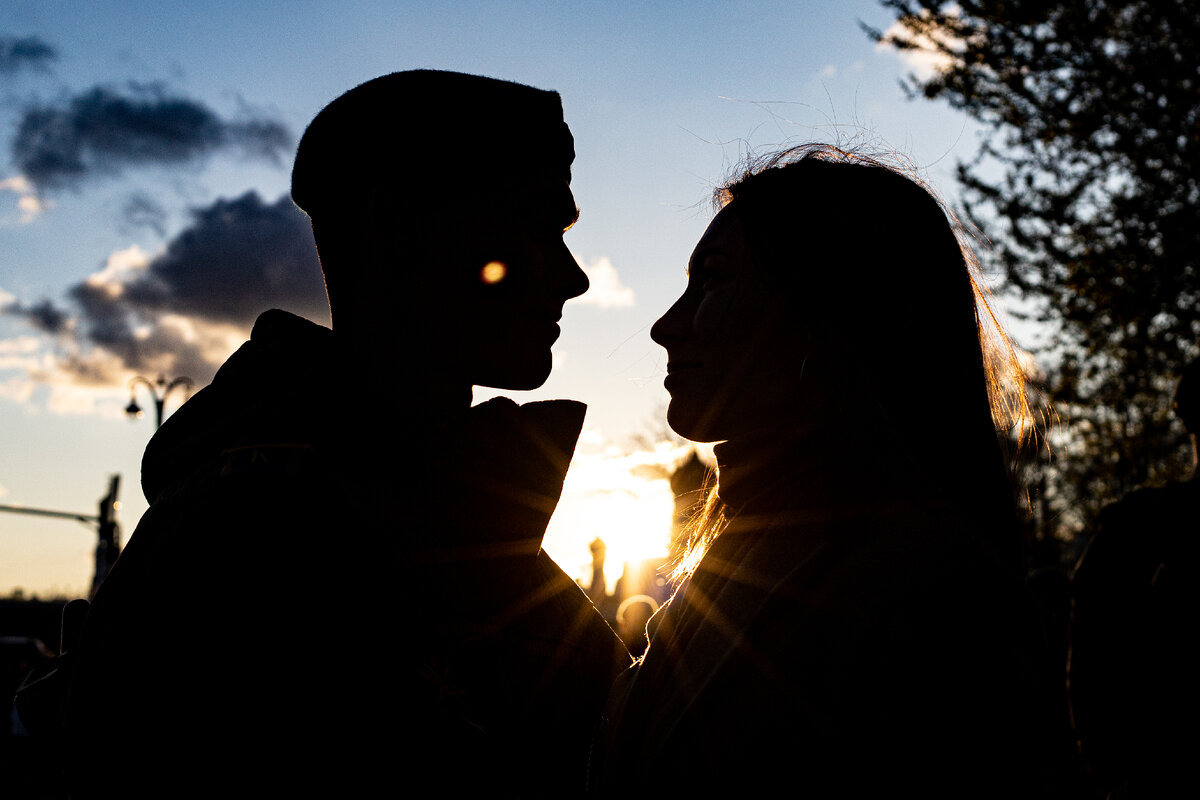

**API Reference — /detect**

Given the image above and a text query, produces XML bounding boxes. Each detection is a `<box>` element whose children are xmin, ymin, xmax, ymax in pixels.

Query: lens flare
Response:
<box><xmin>481</xmin><ymin>261</ymin><xmax>507</xmax><ymax>284</ymax></box>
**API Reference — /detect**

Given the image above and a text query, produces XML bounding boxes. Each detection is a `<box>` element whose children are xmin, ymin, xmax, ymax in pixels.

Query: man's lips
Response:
<box><xmin>533</xmin><ymin>310</ymin><xmax>562</xmax><ymax>341</ymax></box>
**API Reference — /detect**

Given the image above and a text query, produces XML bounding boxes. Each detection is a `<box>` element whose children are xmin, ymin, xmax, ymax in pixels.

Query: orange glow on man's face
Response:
<box><xmin>480</xmin><ymin>260</ymin><xmax>507</xmax><ymax>284</ymax></box>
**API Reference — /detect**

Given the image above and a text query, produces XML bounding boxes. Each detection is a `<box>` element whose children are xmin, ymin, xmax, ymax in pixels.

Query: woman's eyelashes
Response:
<box><xmin>694</xmin><ymin>263</ymin><xmax>730</xmax><ymax>293</ymax></box>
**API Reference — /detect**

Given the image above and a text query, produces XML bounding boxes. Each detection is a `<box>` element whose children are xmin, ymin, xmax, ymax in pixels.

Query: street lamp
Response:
<box><xmin>126</xmin><ymin>374</ymin><xmax>194</xmax><ymax>429</ymax></box>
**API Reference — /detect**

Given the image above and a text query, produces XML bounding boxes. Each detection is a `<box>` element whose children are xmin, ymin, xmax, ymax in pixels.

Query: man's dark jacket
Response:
<box><xmin>60</xmin><ymin>310</ymin><xmax>626</xmax><ymax>797</ymax></box>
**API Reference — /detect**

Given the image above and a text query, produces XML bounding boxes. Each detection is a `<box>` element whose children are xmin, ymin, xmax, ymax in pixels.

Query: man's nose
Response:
<box><xmin>557</xmin><ymin>247</ymin><xmax>589</xmax><ymax>301</ymax></box>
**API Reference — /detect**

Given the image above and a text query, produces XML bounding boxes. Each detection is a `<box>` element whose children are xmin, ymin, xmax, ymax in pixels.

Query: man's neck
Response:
<box><xmin>332</xmin><ymin>329</ymin><xmax>472</xmax><ymax>414</ymax></box>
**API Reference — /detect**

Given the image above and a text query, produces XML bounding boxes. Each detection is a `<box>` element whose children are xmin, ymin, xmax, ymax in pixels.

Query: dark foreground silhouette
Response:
<box><xmin>1071</xmin><ymin>358</ymin><xmax>1199</xmax><ymax>798</ymax></box>
<box><xmin>15</xmin><ymin>84</ymin><xmax>1095</xmax><ymax>797</ymax></box>
<box><xmin>586</xmin><ymin>148</ymin><xmax>1074</xmax><ymax>796</ymax></box>
<box><xmin>36</xmin><ymin>70</ymin><xmax>626</xmax><ymax>797</ymax></box>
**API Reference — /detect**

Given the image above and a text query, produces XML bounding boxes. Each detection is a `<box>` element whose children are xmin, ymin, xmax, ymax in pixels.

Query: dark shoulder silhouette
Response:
<box><xmin>1070</xmin><ymin>357</ymin><xmax>1200</xmax><ymax>797</ymax></box>
<box><xmin>52</xmin><ymin>70</ymin><xmax>621</xmax><ymax>798</ymax></box>
<box><xmin>594</xmin><ymin>145</ymin><xmax>1073</xmax><ymax>796</ymax></box>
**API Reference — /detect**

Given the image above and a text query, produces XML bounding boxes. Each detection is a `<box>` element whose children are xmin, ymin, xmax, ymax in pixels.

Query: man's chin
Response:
<box><xmin>473</xmin><ymin>361</ymin><xmax>553</xmax><ymax>392</ymax></box>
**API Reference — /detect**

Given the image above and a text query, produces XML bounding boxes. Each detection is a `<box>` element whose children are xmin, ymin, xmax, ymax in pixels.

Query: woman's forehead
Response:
<box><xmin>688</xmin><ymin>206</ymin><xmax>746</xmax><ymax>272</ymax></box>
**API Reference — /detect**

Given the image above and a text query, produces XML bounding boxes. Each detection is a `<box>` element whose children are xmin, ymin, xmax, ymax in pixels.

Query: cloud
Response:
<box><xmin>120</xmin><ymin>191</ymin><xmax>168</xmax><ymax>237</ymax></box>
<box><xmin>874</xmin><ymin>12</ymin><xmax>961</xmax><ymax>81</ymax></box>
<box><xmin>3</xmin><ymin>297</ymin><xmax>72</xmax><ymax>335</ymax></box>
<box><xmin>3</xmin><ymin>191</ymin><xmax>326</xmax><ymax>387</ymax></box>
<box><xmin>0</xmin><ymin>333</ymin><xmax>42</xmax><ymax>361</ymax></box>
<box><xmin>0</xmin><ymin>35</ymin><xmax>56</xmax><ymax>74</ymax></box>
<box><xmin>0</xmin><ymin>175</ymin><xmax>49</xmax><ymax>223</ymax></box>
<box><xmin>0</xmin><ymin>337</ymin><xmax>43</xmax><ymax>406</ymax></box>
<box><xmin>570</xmin><ymin>256</ymin><xmax>635</xmax><ymax>309</ymax></box>
<box><xmin>11</xmin><ymin>82</ymin><xmax>292</xmax><ymax>190</ymax></box>
<box><xmin>116</xmin><ymin>192</ymin><xmax>325</xmax><ymax>323</ymax></box>
<box><xmin>0</xmin><ymin>374</ymin><xmax>35</xmax><ymax>405</ymax></box>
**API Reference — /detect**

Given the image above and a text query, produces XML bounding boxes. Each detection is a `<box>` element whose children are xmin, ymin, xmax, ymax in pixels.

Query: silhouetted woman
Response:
<box><xmin>588</xmin><ymin>145</ymin><xmax>1065</xmax><ymax>796</ymax></box>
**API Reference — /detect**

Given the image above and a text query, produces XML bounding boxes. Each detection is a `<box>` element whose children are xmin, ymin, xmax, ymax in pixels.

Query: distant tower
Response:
<box><xmin>587</xmin><ymin>538</ymin><xmax>607</xmax><ymax>604</ymax></box>
<box><xmin>90</xmin><ymin>475</ymin><xmax>121</xmax><ymax>599</ymax></box>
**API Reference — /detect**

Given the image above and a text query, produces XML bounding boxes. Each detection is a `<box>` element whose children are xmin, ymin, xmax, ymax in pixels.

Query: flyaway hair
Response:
<box><xmin>671</xmin><ymin>143</ymin><xmax>1033</xmax><ymax>580</ymax></box>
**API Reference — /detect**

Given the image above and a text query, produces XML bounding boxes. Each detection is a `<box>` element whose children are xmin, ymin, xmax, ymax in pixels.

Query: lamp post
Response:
<box><xmin>125</xmin><ymin>374</ymin><xmax>194</xmax><ymax>429</ymax></box>
<box><xmin>0</xmin><ymin>474</ymin><xmax>122</xmax><ymax>599</ymax></box>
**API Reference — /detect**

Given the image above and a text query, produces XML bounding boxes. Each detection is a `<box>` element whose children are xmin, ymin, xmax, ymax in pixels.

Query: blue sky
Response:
<box><xmin>0</xmin><ymin>1</ymin><xmax>996</xmax><ymax>596</ymax></box>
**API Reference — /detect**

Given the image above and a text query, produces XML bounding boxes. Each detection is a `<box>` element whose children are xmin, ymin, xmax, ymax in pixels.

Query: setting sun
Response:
<box><xmin>542</xmin><ymin>439</ymin><xmax>688</xmax><ymax>595</ymax></box>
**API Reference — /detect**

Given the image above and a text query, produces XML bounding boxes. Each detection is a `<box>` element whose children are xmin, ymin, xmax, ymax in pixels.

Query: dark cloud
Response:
<box><xmin>12</xmin><ymin>82</ymin><xmax>292</xmax><ymax>189</ymax></box>
<box><xmin>54</xmin><ymin>353</ymin><xmax>119</xmax><ymax>386</ymax></box>
<box><xmin>0</xmin><ymin>36</ymin><xmax>56</xmax><ymax>74</ymax></box>
<box><xmin>2</xmin><ymin>297</ymin><xmax>71</xmax><ymax>334</ymax></box>
<box><xmin>4</xmin><ymin>191</ymin><xmax>326</xmax><ymax>386</ymax></box>
<box><xmin>120</xmin><ymin>191</ymin><xmax>168</xmax><ymax>237</ymax></box>
<box><xmin>69</xmin><ymin>191</ymin><xmax>323</xmax><ymax>383</ymax></box>
<box><xmin>122</xmin><ymin>191</ymin><xmax>326</xmax><ymax>324</ymax></box>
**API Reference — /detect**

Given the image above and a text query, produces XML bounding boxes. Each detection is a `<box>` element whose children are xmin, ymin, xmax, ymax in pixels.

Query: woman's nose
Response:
<box><xmin>651</xmin><ymin>293</ymin><xmax>691</xmax><ymax>347</ymax></box>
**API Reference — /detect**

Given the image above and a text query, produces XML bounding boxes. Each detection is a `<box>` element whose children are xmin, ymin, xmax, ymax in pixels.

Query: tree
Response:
<box><xmin>867</xmin><ymin>0</ymin><xmax>1200</xmax><ymax>546</ymax></box>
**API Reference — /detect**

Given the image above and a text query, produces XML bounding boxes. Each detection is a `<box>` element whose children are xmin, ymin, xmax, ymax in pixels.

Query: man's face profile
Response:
<box><xmin>292</xmin><ymin>70</ymin><xmax>587</xmax><ymax>394</ymax></box>
<box><xmin>456</xmin><ymin>181</ymin><xmax>588</xmax><ymax>390</ymax></box>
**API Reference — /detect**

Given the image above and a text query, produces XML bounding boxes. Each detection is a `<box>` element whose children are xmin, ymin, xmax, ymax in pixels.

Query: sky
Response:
<box><xmin>0</xmin><ymin>0</ymin><xmax>993</xmax><ymax>598</ymax></box>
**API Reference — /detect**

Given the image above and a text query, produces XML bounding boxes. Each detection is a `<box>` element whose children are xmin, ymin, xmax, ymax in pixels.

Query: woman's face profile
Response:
<box><xmin>651</xmin><ymin>205</ymin><xmax>807</xmax><ymax>443</ymax></box>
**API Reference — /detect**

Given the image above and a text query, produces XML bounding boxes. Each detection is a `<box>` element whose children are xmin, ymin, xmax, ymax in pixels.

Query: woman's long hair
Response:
<box><xmin>670</xmin><ymin>144</ymin><xmax>1031</xmax><ymax>581</ymax></box>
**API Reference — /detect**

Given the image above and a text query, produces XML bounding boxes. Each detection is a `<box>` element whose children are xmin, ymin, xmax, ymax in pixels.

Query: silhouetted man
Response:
<box><xmin>58</xmin><ymin>70</ymin><xmax>626</xmax><ymax>798</ymax></box>
<box><xmin>1070</xmin><ymin>357</ymin><xmax>1200</xmax><ymax>798</ymax></box>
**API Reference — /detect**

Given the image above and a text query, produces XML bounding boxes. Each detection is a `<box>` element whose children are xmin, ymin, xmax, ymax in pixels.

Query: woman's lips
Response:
<box><xmin>666</xmin><ymin>361</ymin><xmax>702</xmax><ymax>373</ymax></box>
<box><xmin>664</xmin><ymin>362</ymin><xmax>701</xmax><ymax>391</ymax></box>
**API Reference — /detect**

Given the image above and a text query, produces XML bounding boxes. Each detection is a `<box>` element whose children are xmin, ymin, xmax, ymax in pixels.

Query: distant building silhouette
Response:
<box><xmin>579</xmin><ymin>450</ymin><xmax>712</xmax><ymax>653</ymax></box>
<box><xmin>669</xmin><ymin>449</ymin><xmax>710</xmax><ymax>547</ymax></box>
